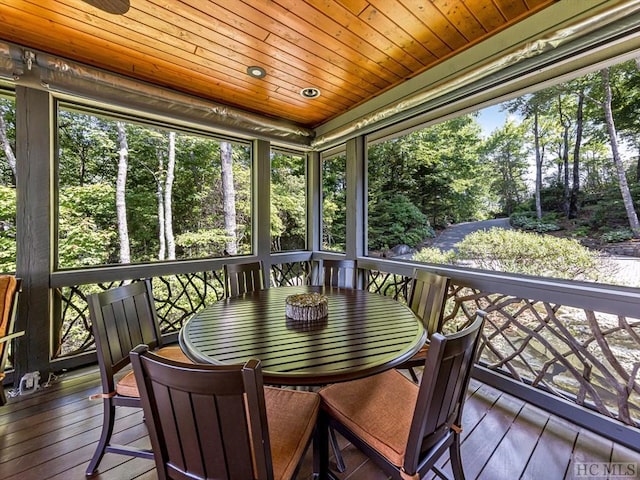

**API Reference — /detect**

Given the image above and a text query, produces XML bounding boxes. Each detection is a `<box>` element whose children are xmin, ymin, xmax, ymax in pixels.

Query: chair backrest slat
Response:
<box><xmin>131</xmin><ymin>347</ymin><xmax>273</xmax><ymax>480</ymax></box>
<box><xmin>320</xmin><ymin>259</ymin><xmax>356</xmax><ymax>288</ymax></box>
<box><xmin>224</xmin><ymin>261</ymin><xmax>265</xmax><ymax>297</ymax></box>
<box><xmin>404</xmin><ymin>311</ymin><xmax>486</xmax><ymax>471</ymax></box>
<box><xmin>408</xmin><ymin>270</ymin><xmax>450</xmax><ymax>336</ymax></box>
<box><xmin>88</xmin><ymin>279</ymin><xmax>163</xmax><ymax>391</ymax></box>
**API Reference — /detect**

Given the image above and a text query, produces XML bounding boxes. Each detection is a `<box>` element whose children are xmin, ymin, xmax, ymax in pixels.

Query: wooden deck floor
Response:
<box><xmin>1</xmin><ymin>366</ymin><xmax>639</xmax><ymax>480</ymax></box>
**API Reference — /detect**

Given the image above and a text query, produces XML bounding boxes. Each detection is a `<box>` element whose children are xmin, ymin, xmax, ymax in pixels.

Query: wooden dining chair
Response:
<box><xmin>85</xmin><ymin>279</ymin><xmax>192</xmax><ymax>476</ymax></box>
<box><xmin>223</xmin><ymin>260</ymin><xmax>265</xmax><ymax>296</ymax></box>
<box><xmin>130</xmin><ymin>345</ymin><xmax>320</xmax><ymax>480</ymax></box>
<box><xmin>398</xmin><ymin>269</ymin><xmax>451</xmax><ymax>382</ymax></box>
<box><xmin>0</xmin><ymin>276</ymin><xmax>22</xmax><ymax>406</ymax></box>
<box><xmin>318</xmin><ymin>258</ymin><xmax>356</xmax><ymax>288</ymax></box>
<box><xmin>317</xmin><ymin>310</ymin><xmax>486</xmax><ymax>480</ymax></box>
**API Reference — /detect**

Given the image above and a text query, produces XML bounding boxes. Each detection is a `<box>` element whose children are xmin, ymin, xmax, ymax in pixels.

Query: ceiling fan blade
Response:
<box><xmin>81</xmin><ymin>0</ymin><xmax>130</xmax><ymax>14</ymax></box>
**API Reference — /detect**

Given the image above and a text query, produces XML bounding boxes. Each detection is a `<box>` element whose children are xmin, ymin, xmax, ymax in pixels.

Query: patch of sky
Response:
<box><xmin>476</xmin><ymin>103</ymin><xmax>512</xmax><ymax>138</ymax></box>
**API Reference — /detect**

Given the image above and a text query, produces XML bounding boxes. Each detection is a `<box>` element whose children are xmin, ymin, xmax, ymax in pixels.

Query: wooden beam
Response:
<box><xmin>15</xmin><ymin>85</ymin><xmax>52</xmax><ymax>380</ymax></box>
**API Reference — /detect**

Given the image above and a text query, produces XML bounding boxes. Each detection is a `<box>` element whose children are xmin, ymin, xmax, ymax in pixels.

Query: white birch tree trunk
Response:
<box><xmin>116</xmin><ymin>121</ymin><xmax>131</xmax><ymax>263</ymax></box>
<box><xmin>601</xmin><ymin>68</ymin><xmax>640</xmax><ymax>238</ymax></box>
<box><xmin>221</xmin><ymin>141</ymin><xmax>237</xmax><ymax>255</ymax></box>
<box><xmin>165</xmin><ymin>131</ymin><xmax>176</xmax><ymax>259</ymax></box>
<box><xmin>156</xmin><ymin>150</ymin><xmax>166</xmax><ymax>261</ymax></box>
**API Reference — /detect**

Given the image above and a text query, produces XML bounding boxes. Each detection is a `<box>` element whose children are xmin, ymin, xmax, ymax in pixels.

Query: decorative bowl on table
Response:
<box><xmin>285</xmin><ymin>293</ymin><xmax>328</xmax><ymax>321</ymax></box>
<box><xmin>286</xmin><ymin>316</ymin><xmax>328</xmax><ymax>332</ymax></box>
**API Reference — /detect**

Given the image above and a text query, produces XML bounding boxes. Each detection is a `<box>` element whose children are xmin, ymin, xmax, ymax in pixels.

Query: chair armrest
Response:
<box><xmin>0</xmin><ymin>330</ymin><xmax>25</xmax><ymax>344</ymax></box>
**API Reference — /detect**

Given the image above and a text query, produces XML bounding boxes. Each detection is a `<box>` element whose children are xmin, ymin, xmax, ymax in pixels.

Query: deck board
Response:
<box><xmin>1</xmin><ymin>368</ymin><xmax>639</xmax><ymax>480</ymax></box>
<box><xmin>444</xmin><ymin>388</ymin><xmax>526</xmax><ymax>479</ymax></box>
<box><xmin>521</xmin><ymin>415</ymin><xmax>577</xmax><ymax>480</ymax></box>
<box><xmin>477</xmin><ymin>403</ymin><xmax>548</xmax><ymax>479</ymax></box>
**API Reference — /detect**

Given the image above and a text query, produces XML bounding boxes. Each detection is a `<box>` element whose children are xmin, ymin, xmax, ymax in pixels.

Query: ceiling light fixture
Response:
<box><xmin>247</xmin><ymin>66</ymin><xmax>266</xmax><ymax>78</ymax></box>
<box><xmin>300</xmin><ymin>87</ymin><xmax>321</xmax><ymax>99</ymax></box>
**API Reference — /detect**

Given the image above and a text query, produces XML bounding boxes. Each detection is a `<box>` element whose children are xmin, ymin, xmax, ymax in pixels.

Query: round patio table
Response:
<box><xmin>179</xmin><ymin>285</ymin><xmax>425</xmax><ymax>386</ymax></box>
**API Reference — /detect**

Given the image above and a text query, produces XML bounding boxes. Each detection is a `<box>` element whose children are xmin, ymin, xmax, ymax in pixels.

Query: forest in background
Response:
<box><xmin>0</xmin><ymin>59</ymin><xmax>639</xmax><ymax>273</ymax></box>
<box><xmin>366</xmin><ymin>59</ymin><xmax>640</xmax><ymax>254</ymax></box>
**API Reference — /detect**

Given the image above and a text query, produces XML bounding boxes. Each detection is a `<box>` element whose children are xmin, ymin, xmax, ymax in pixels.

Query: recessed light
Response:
<box><xmin>300</xmin><ymin>87</ymin><xmax>321</xmax><ymax>99</ymax></box>
<box><xmin>247</xmin><ymin>66</ymin><xmax>266</xmax><ymax>78</ymax></box>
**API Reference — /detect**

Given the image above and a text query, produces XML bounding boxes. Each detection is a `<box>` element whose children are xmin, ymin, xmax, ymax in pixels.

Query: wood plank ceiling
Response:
<box><xmin>0</xmin><ymin>0</ymin><xmax>557</xmax><ymax>129</ymax></box>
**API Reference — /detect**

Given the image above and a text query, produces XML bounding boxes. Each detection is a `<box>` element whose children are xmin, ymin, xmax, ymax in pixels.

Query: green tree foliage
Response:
<box><xmin>58</xmin><ymin>184</ymin><xmax>116</xmax><ymax>266</ymax></box>
<box><xmin>505</xmin><ymin>90</ymin><xmax>556</xmax><ymax>219</ymax></box>
<box><xmin>0</xmin><ymin>185</ymin><xmax>16</xmax><ymax>272</ymax></box>
<box><xmin>0</xmin><ymin>96</ymin><xmax>17</xmax><ymax>186</ymax></box>
<box><xmin>322</xmin><ymin>154</ymin><xmax>346</xmax><ymax>251</ymax></box>
<box><xmin>1</xmin><ymin>58</ymin><xmax>639</xmax><ymax>278</ymax></box>
<box><xmin>368</xmin><ymin>193</ymin><xmax>434</xmax><ymax>250</ymax></box>
<box><xmin>368</xmin><ymin>115</ymin><xmax>487</xmax><ymax>230</ymax></box>
<box><xmin>170</xmin><ymin>138</ymin><xmax>252</xmax><ymax>257</ymax></box>
<box><xmin>480</xmin><ymin>121</ymin><xmax>530</xmax><ymax>216</ymax></box>
<box><xmin>0</xmin><ymin>96</ymin><xmax>16</xmax><ymax>272</ymax></box>
<box><xmin>271</xmin><ymin>152</ymin><xmax>306</xmax><ymax>251</ymax></box>
<box><xmin>174</xmin><ymin>229</ymin><xmax>233</xmax><ymax>257</ymax></box>
<box><xmin>58</xmin><ymin>110</ymin><xmax>118</xmax><ymax>186</ymax></box>
<box><xmin>615</xmin><ymin>60</ymin><xmax>640</xmax><ymax>182</ymax></box>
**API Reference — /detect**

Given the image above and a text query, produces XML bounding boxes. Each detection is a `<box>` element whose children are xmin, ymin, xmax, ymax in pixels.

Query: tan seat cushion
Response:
<box><xmin>264</xmin><ymin>386</ymin><xmax>320</xmax><ymax>480</ymax></box>
<box><xmin>319</xmin><ymin>369</ymin><xmax>418</xmax><ymax>467</ymax></box>
<box><xmin>115</xmin><ymin>345</ymin><xmax>193</xmax><ymax>397</ymax></box>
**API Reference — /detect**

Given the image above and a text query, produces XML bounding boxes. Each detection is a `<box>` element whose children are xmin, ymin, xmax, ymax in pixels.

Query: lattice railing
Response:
<box><xmin>54</xmin><ymin>262</ymin><xmax>314</xmax><ymax>359</ymax></box>
<box><xmin>54</xmin><ymin>270</ymin><xmax>226</xmax><ymax>359</ymax></box>
<box><xmin>357</xmin><ymin>264</ymin><xmax>640</xmax><ymax>429</ymax></box>
<box><xmin>362</xmin><ymin>268</ymin><xmax>412</xmax><ymax>303</ymax></box>
<box><xmin>271</xmin><ymin>260</ymin><xmax>313</xmax><ymax>286</ymax></box>
<box><xmin>442</xmin><ymin>284</ymin><xmax>640</xmax><ymax>428</ymax></box>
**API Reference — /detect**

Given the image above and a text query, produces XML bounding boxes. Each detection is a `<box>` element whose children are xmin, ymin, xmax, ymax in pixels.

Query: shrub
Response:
<box><xmin>586</xmin><ymin>182</ymin><xmax>640</xmax><ymax>230</ymax></box>
<box><xmin>509</xmin><ymin>211</ymin><xmax>536</xmax><ymax>228</ymax></box>
<box><xmin>541</xmin><ymin>212</ymin><xmax>561</xmax><ymax>223</ymax></box>
<box><xmin>413</xmin><ymin>247</ymin><xmax>456</xmax><ymax>264</ymax></box>
<box><xmin>601</xmin><ymin>228</ymin><xmax>634</xmax><ymax>243</ymax></box>
<box><xmin>572</xmin><ymin>226</ymin><xmax>590</xmax><ymax>237</ymax></box>
<box><xmin>528</xmin><ymin>222</ymin><xmax>561</xmax><ymax>233</ymax></box>
<box><xmin>368</xmin><ymin>194</ymin><xmax>434</xmax><ymax>251</ymax></box>
<box><xmin>509</xmin><ymin>211</ymin><xmax>560</xmax><ymax>233</ymax></box>
<box><xmin>455</xmin><ymin>228</ymin><xmax>607</xmax><ymax>281</ymax></box>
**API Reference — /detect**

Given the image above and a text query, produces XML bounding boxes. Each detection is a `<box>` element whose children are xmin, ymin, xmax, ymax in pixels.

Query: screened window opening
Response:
<box><xmin>271</xmin><ymin>149</ymin><xmax>306</xmax><ymax>252</ymax></box>
<box><xmin>56</xmin><ymin>105</ymin><xmax>252</xmax><ymax>268</ymax></box>
<box><xmin>0</xmin><ymin>92</ymin><xmax>17</xmax><ymax>273</ymax></box>
<box><xmin>367</xmin><ymin>58</ymin><xmax>640</xmax><ymax>289</ymax></box>
<box><xmin>321</xmin><ymin>152</ymin><xmax>347</xmax><ymax>253</ymax></box>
